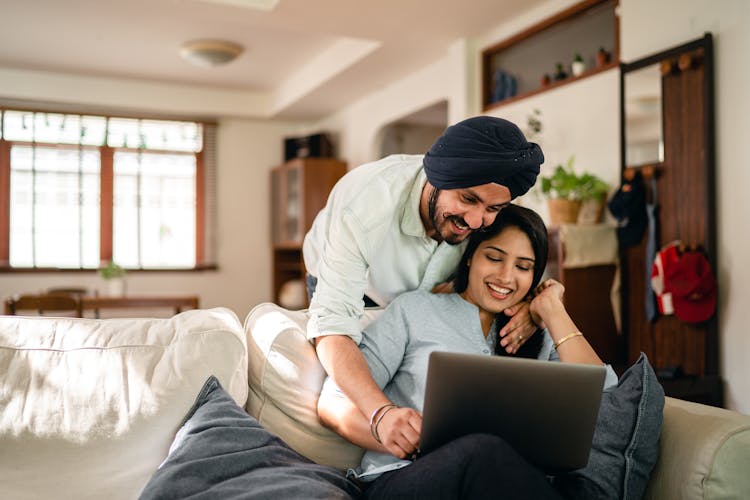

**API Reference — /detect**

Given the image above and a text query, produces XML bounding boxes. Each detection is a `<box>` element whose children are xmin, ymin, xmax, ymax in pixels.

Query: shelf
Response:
<box><xmin>484</xmin><ymin>61</ymin><xmax>618</xmax><ymax>111</ymax></box>
<box><xmin>270</xmin><ymin>157</ymin><xmax>346</xmax><ymax>305</ymax></box>
<box><xmin>481</xmin><ymin>0</ymin><xmax>618</xmax><ymax>110</ymax></box>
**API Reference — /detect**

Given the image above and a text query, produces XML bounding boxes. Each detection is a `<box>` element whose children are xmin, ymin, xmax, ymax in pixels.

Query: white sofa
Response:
<box><xmin>2</xmin><ymin>305</ymin><xmax>749</xmax><ymax>500</ymax></box>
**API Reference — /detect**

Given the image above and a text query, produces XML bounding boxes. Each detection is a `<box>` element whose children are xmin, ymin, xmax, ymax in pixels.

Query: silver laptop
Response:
<box><xmin>420</xmin><ymin>351</ymin><xmax>606</xmax><ymax>473</ymax></box>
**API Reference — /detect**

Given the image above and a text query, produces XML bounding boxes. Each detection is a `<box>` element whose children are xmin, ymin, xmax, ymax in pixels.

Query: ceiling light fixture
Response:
<box><xmin>180</xmin><ymin>39</ymin><xmax>245</xmax><ymax>68</ymax></box>
<box><xmin>196</xmin><ymin>0</ymin><xmax>280</xmax><ymax>11</ymax></box>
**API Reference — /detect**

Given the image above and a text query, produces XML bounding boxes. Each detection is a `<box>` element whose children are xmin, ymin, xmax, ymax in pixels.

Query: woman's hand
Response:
<box><xmin>375</xmin><ymin>407</ymin><xmax>422</xmax><ymax>459</ymax></box>
<box><xmin>529</xmin><ymin>279</ymin><xmax>566</xmax><ymax>320</ymax></box>
<box><xmin>498</xmin><ymin>300</ymin><xmax>541</xmax><ymax>354</ymax></box>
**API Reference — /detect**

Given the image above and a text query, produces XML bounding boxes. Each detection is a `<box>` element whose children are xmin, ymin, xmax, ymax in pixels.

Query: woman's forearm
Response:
<box><xmin>537</xmin><ymin>300</ymin><xmax>604</xmax><ymax>365</ymax></box>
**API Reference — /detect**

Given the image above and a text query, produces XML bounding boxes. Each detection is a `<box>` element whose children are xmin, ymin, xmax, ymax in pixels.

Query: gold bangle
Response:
<box><xmin>554</xmin><ymin>331</ymin><xmax>583</xmax><ymax>350</ymax></box>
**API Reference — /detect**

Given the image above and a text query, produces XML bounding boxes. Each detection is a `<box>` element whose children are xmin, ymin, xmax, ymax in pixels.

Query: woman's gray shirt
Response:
<box><xmin>320</xmin><ymin>290</ymin><xmax>619</xmax><ymax>480</ymax></box>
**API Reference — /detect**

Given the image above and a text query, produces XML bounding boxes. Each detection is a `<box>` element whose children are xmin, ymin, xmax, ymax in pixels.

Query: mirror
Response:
<box><xmin>624</xmin><ymin>64</ymin><xmax>663</xmax><ymax>166</ymax></box>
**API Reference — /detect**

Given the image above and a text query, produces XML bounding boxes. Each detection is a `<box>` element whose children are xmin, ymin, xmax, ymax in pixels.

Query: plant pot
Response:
<box><xmin>578</xmin><ymin>194</ymin><xmax>607</xmax><ymax>224</ymax></box>
<box><xmin>106</xmin><ymin>277</ymin><xmax>126</xmax><ymax>297</ymax></box>
<box><xmin>596</xmin><ymin>49</ymin><xmax>610</xmax><ymax>68</ymax></box>
<box><xmin>547</xmin><ymin>199</ymin><xmax>582</xmax><ymax>226</ymax></box>
<box><xmin>571</xmin><ymin>60</ymin><xmax>586</xmax><ymax>77</ymax></box>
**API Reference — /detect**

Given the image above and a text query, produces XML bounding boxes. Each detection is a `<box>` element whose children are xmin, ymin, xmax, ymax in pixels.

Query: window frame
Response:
<box><xmin>0</xmin><ymin>106</ymin><xmax>216</xmax><ymax>273</ymax></box>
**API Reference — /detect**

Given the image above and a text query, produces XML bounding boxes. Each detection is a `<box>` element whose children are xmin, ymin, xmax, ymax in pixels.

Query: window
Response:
<box><xmin>0</xmin><ymin>108</ymin><xmax>215</xmax><ymax>270</ymax></box>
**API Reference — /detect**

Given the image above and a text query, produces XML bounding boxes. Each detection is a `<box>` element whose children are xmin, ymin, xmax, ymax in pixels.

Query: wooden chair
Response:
<box><xmin>4</xmin><ymin>293</ymin><xmax>83</xmax><ymax>317</ymax></box>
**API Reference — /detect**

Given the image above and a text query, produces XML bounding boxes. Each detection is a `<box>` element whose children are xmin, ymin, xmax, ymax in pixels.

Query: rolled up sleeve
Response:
<box><xmin>307</xmin><ymin>207</ymin><xmax>371</xmax><ymax>344</ymax></box>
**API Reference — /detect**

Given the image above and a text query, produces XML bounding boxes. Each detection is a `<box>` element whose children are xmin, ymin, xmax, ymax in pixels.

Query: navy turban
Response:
<box><xmin>423</xmin><ymin>116</ymin><xmax>544</xmax><ymax>199</ymax></box>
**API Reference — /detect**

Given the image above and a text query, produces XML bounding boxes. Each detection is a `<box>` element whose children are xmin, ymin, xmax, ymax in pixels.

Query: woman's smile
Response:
<box><xmin>486</xmin><ymin>282</ymin><xmax>513</xmax><ymax>300</ymax></box>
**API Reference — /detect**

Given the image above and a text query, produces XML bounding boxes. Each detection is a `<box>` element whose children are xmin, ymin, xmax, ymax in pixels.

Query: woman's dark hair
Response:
<box><xmin>453</xmin><ymin>204</ymin><xmax>549</xmax><ymax>358</ymax></box>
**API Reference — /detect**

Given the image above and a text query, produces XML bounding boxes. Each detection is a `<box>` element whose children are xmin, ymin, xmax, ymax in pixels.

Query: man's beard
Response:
<box><xmin>428</xmin><ymin>187</ymin><xmax>471</xmax><ymax>245</ymax></box>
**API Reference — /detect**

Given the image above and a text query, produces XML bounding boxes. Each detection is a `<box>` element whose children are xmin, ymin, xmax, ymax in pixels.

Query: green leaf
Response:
<box><xmin>538</xmin><ymin>155</ymin><xmax>610</xmax><ymax>201</ymax></box>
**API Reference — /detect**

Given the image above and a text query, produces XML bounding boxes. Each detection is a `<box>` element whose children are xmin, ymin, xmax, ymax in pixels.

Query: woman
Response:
<box><xmin>318</xmin><ymin>204</ymin><xmax>618</xmax><ymax>499</ymax></box>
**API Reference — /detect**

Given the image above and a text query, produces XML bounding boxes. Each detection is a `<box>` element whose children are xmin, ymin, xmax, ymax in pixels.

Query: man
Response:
<box><xmin>303</xmin><ymin>116</ymin><xmax>544</xmax><ymax>455</ymax></box>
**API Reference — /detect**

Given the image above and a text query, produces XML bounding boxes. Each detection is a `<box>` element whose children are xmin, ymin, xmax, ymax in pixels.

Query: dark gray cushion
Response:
<box><xmin>139</xmin><ymin>376</ymin><xmax>361</xmax><ymax>500</ymax></box>
<box><xmin>555</xmin><ymin>353</ymin><xmax>665</xmax><ymax>500</ymax></box>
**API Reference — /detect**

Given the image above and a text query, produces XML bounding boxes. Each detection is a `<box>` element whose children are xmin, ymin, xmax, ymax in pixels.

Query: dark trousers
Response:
<box><xmin>305</xmin><ymin>274</ymin><xmax>379</xmax><ymax>308</ymax></box>
<box><xmin>364</xmin><ymin>434</ymin><xmax>563</xmax><ymax>500</ymax></box>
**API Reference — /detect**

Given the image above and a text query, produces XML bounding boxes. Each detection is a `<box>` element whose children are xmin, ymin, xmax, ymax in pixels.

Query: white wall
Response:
<box><xmin>313</xmin><ymin>40</ymin><xmax>470</xmax><ymax>169</ymax></box>
<box><xmin>380</xmin><ymin>123</ymin><xmax>445</xmax><ymax>157</ymax></box>
<box><xmin>621</xmin><ymin>0</ymin><xmax>750</xmax><ymax>414</ymax></box>
<box><xmin>482</xmin><ymin>69</ymin><xmax>620</xmax><ymax>222</ymax></box>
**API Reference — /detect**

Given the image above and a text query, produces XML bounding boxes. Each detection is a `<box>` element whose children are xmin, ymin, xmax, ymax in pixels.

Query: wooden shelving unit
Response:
<box><xmin>270</xmin><ymin>157</ymin><xmax>346</xmax><ymax>306</ymax></box>
<box><xmin>481</xmin><ymin>0</ymin><xmax>619</xmax><ymax>111</ymax></box>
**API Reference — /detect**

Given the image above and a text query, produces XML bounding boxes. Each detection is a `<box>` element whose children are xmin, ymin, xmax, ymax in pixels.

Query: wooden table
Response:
<box><xmin>81</xmin><ymin>295</ymin><xmax>199</xmax><ymax>316</ymax></box>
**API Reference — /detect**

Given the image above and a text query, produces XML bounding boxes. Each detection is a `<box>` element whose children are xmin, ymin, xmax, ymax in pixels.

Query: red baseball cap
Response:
<box><xmin>663</xmin><ymin>250</ymin><xmax>717</xmax><ymax>323</ymax></box>
<box><xmin>651</xmin><ymin>241</ymin><xmax>681</xmax><ymax>315</ymax></box>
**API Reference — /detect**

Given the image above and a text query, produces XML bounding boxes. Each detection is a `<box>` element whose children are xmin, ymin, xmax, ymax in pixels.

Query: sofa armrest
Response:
<box><xmin>244</xmin><ymin>303</ymin><xmax>366</xmax><ymax>470</ymax></box>
<box><xmin>644</xmin><ymin>396</ymin><xmax>750</xmax><ymax>500</ymax></box>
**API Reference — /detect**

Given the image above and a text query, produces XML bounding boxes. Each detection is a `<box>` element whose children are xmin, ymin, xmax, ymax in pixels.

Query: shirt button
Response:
<box><xmin>483</xmin><ymin>349</ymin><xmax>489</xmax><ymax>354</ymax></box>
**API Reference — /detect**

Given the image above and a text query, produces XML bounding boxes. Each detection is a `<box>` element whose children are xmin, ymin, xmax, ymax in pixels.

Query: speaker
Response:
<box><xmin>284</xmin><ymin>133</ymin><xmax>333</xmax><ymax>161</ymax></box>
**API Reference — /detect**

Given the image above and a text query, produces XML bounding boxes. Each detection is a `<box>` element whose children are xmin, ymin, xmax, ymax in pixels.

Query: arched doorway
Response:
<box><xmin>378</xmin><ymin>100</ymin><xmax>448</xmax><ymax>158</ymax></box>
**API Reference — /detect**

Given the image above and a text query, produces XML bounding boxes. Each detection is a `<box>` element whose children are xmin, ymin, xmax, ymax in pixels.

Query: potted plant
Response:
<box><xmin>100</xmin><ymin>260</ymin><xmax>127</xmax><ymax>296</ymax></box>
<box><xmin>553</xmin><ymin>62</ymin><xmax>568</xmax><ymax>81</ymax></box>
<box><xmin>571</xmin><ymin>53</ymin><xmax>586</xmax><ymax>77</ymax></box>
<box><xmin>539</xmin><ymin>156</ymin><xmax>610</xmax><ymax>225</ymax></box>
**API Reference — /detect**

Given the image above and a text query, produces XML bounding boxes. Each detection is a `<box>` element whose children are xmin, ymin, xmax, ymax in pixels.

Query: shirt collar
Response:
<box><xmin>401</xmin><ymin>167</ymin><xmax>429</xmax><ymax>238</ymax></box>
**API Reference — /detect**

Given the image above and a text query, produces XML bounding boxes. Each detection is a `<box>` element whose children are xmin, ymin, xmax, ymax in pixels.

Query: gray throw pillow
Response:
<box><xmin>139</xmin><ymin>376</ymin><xmax>361</xmax><ymax>500</ymax></box>
<box><xmin>555</xmin><ymin>353</ymin><xmax>665</xmax><ymax>500</ymax></box>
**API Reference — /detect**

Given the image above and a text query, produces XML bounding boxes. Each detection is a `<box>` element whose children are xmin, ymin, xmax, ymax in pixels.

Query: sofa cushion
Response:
<box><xmin>244</xmin><ymin>303</ymin><xmax>382</xmax><ymax>470</ymax></box>
<box><xmin>0</xmin><ymin>308</ymin><xmax>247</xmax><ymax>500</ymax></box>
<box><xmin>555</xmin><ymin>352</ymin><xmax>665</xmax><ymax>500</ymax></box>
<box><xmin>140</xmin><ymin>375</ymin><xmax>361</xmax><ymax>500</ymax></box>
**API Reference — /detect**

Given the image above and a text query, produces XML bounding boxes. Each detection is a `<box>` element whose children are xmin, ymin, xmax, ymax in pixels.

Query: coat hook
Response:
<box><xmin>641</xmin><ymin>164</ymin><xmax>656</xmax><ymax>180</ymax></box>
<box><xmin>678</xmin><ymin>53</ymin><xmax>694</xmax><ymax>72</ymax></box>
<box><xmin>660</xmin><ymin>59</ymin><xmax>676</xmax><ymax>76</ymax></box>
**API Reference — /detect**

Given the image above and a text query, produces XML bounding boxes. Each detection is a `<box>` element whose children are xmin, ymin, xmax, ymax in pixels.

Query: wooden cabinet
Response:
<box><xmin>270</xmin><ymin>158</ymin><xmax>346</xmax><ymax>305</ymax></box>
<box><xmin>481</xmin><ymin>0</ymin><xmax>619</xmax><ymax>110</ymax></box>
<box><xmin>546</xmin><ymin>225</ymin><xmax>622</xmax><ymax>365</ymax></box>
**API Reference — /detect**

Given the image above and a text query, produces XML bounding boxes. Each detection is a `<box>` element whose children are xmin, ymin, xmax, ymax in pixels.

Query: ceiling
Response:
<box><xmin>0</xmin><ymin>0</ymin><xmax>545</xmax><ymax>120</ymax></box>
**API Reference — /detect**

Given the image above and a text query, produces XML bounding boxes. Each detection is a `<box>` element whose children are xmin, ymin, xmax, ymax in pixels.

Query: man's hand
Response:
<box><xmin>498</xmin><ymin>300</ymin><xmax>541</xmax><ymax>354</ymax></box>
<box><xmin>431</xmin><ymin>281</ymin><xmax>454</xmax><ymax>294</ymax></box>
<box><xmin>375</xmin><ymin>407</ymin><xmax>422</xmax><ymax>459</ymax></box>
